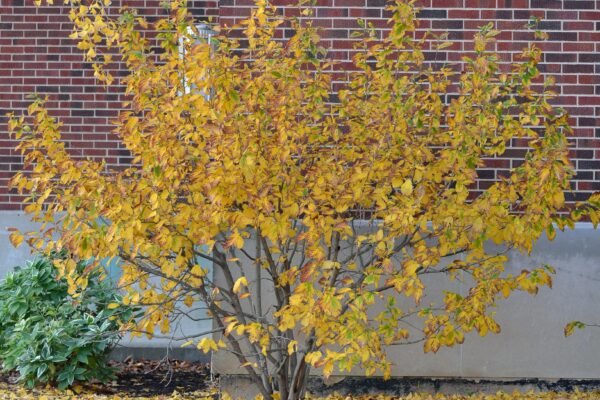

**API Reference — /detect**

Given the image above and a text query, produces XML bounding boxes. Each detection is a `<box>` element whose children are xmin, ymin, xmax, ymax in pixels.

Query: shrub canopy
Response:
<box><xmin>0</xmin><ymin>255</ymin><xmax>131</xmax><ymax>389</ymax></box>
<box><xmin>8</xmin><ymin>1</ymin><xmax>600</xmax><ymax>399</ymax></box>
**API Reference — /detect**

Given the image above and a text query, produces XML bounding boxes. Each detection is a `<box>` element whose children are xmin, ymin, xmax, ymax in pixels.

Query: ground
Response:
<box><xmin>0</xmin><ymin>360</ymin><xmax>599</xmax><ymax>399</ymax></box>
<box><xmin>0</xmin><ymin>359</ymin><xmax>215</xmax><ymax>399</ymax></box>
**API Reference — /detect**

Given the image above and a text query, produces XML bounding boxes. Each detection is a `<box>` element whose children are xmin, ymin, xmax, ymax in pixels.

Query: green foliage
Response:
<box><xmin>0</xmin><ymin>255</ymin><xmax>133</xmax><ymax>389</ymax></box>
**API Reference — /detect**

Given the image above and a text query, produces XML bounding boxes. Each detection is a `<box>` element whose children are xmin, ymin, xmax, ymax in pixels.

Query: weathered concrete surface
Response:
<box><xmin>218</xmin><ymin>375</ymin><xmax>600</xmax><ymax>400</ymax></box>
<box><xmin>213</xmin><ymin>223</ymin><xmax>600</xmax><ymax>395</ymax></box>
<box><xmin>110</xmin><ymin>346</ymin><xmax>208</xmax><ymax>362</ymax></box>
<box><xmin>459</xmin><ymin>227</ymin><xmax>600</xmax><ymax>380</ymax></box>
<box><xmin>0</xmin><ymin>211</ymin><xmax>41</xmax><ymax>274</ymax></box>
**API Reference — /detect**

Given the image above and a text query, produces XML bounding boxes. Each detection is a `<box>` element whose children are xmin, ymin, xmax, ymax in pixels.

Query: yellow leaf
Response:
<box><xmin>323</xmin><ymin>360</ymin><xmax>334</xmax><ymax>378</ymax></box>
<box><xmin>401</xmin><ymin>179</ymin><xmax>413</xmax><ymax>196</ymax></box>
<box><xmin>233</xmin><ymin>276</ymin><xmax>248</xmax><ymax>294</ymax></box>
<box><xmin>546</xmin><ymin>224</ymin><xmax>556</xmax><ymax>241</ymax></box>
<box><xmin>8</xmin><ymin>232</ymin><xmax>24</xmax><ymax>248</ymax></box>
<box><xmin>287</xmin><ymin>340</ymin><xmax>298</xmax><ymax>355</ymax></box>
<box><xmin>197</xmin><ymin>338</ymin><xmax>219</xmax><ymax>353</ymax></box>
<box><xmin>501</xmin><ymin>284</ymin><xmax>511</xmax><ymax>299</ymax></box>
<box><xmin>404</xmin><ymin>260</ymin><xmax>420</xmax><ymax>276</ymax></box>
<box><xmin>565</xmin><ymin>321</ymin><xmax>585</xmax><ymax>337</ymax></box>
<box><xmin>184</xmin><ymin>295</ymin><xmax>194</xmax><ymax>307</ymax></box>
<box><xmin>305</xmin><ymin>351</ymin><xmax>322</xmax><ymax>366</ymax></box>
<box><xmin>222</xmin><ymin>392</ymin><xmax>233</xmax><ymax>400</ymax></box>
<box><xmin>229</xmin><ymin>230</ymin><xmax>245</xmax><ymax>249</ymax></box>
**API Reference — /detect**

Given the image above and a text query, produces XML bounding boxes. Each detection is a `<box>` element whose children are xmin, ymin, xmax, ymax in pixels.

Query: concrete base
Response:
<box><xmin>213</xmin><ymin>224</ymin><xmax>600</xmax><ymax>382</ymax></box>
<box><xmin>3</xmin><ymin>211</ymin><xmax>600</xmax><ymax>392</ymax></box>
<box><xmin>218</xmin><ymin>375</ymin><xmax>600</xmax><ymax>399</ymax></box>
<box><xmin>110</xmin><ymin>346</ymin><xmax>209</xmax><ymax>363</ymax></box>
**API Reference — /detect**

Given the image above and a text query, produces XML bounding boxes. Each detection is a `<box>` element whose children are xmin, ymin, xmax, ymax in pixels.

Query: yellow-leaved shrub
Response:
<box><xmin>8</xmin><ymin>1</ymin><xmax>600</xmax><ymax>399</ymax></box>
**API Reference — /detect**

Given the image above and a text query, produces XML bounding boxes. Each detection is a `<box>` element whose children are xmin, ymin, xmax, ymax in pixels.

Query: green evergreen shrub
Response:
<box><xmin>0</xmin><ymin>254</ymin><xmax>133</xmax><ymax>389</ymax></box>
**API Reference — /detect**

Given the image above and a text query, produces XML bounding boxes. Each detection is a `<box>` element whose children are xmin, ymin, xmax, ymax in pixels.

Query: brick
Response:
<box><xmin>465</xmin><ymin>0</ymin><xmax>495</xmax><ymax>6</ymax></box>
<box><xmin>537</xmin><ymin>21</ymin><xmax>561</xmax><ymax>30</ymax></box>
<box><xmin>317</xmin><ymin>8</ymin><xmax>348</xmax><ymax>17</ymax></box>
<box><xmin>579</xmin><ymin>118</ymin><xmax>599</xmax><ymax>127</ymax></box>
<box><xmin>431</xmin><ymin>20</ymin><xmax>463</xmax><ymax>30</ymax></box>
<box><xmin>579</xmin><ymin>32</ymin><xmax>600</xmax><ymax>42</ymax></box>
<box><xmin>547</xmin><ymin>31</ymin><xmax>578</xmax><ymax>42</ymax></box>
<box><xmin>580</xmin><ymin>11</ymin><xmax>600</xmax><ymax>20</ymax></box>
<box><xmin>579</xmin><ymin>53</ymin><xmax>600</xmax><ymax>63</ymax></box>
<box><xmin>579</xmin><ymin>161</ymin><xmax>600</xmax><ymax>169</ymax></box>
<box><xmin>573</xmin><ymin>171</ymin><xmax>594</xmax><ymax>180</ymax></box>
<box><xmin>432</xmin><ymin>0</ymin><xmax>464</xmax><ymax>6</ymax></box>
<box><xmin>545</xmin><ymin>53</ymin><xmax>576</xmax><ymax>63</ymax></box>
<box><xmin>366</xmin><ymin>0</ymin><xmax>387</xmax><ymax>6</ymax></box>
<box><xmin>416</xmin><ymin>9</ymin><xmax>446</xmax><ymax>18</ymax></box>
<box><xmin>563</xmin><ymin>85</ymin><xmax>594</xmax><ymax>95</ymax></box>
<box><xmin>477</xmin><ymin>170</ymin><xmax>495</xmax><ymax>180</ymax></box>
<box><xmin>514</xmin><ymin>10</ymin><xmax>544</xmax><ymax>19</ymax></box>
<box><xmin>563</xmin><ymin>64</ymin><xmax>595</xmax><ymax>74</ymax></box>
<box><xmin>530</xmin><ymin>0</ymin><xmax>561</xmax><ymax>8</ymax></box>
<box><xmin>449</xmin><ymin>10</ymin><xmax>479</xmax><ymax>19</ymax></box>
<box><xmin>546</xmin><ymin>11</ymin><xmax>578</xmax><ymax>20</ymax></box>
<box><xmin>481</xmin><ymin>10</ymin><xmax>513</xmax><ymax>19</ymax></box>
<box><xmin>564</xmin><ymin>42</ymin><xmax>594</xmax><ymax>52</ymax></box>
<box><xmin>1</xmin><ymin>0</ymin><xmax>600</xmax><ymax>210</ymax></box>
<box><xmin>564</xmin><ymin>1</ymin><xmax>595</xmax><ymax>9</ymax></box>
<box><xmin>349</xmin><ymin>8</ymin><xmax>381</xmax><ymax>17</ymax></box>
<box><xmin>565</xmin><ymin>192</ymin><xmax>590</xmax><ymax>202</ymax></box>
<box><xmin>563</xmin><ymin>21</ymin><xmax>595</xmax><ymax>31</ymax></box>
<box><xmin>497</xmin><ymin>0</ymin><xmax>528</xmax><ymax>6</ymax></box>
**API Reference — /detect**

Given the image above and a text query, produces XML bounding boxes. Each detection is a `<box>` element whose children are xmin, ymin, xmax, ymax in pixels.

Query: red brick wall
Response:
<box><xmin>1</xmin><ymin>0</ymin><xmax>599</xmax><ymax>209</ymax></box>
<box><xmin>0</xmin><ymin>0</ymin><xmax>217</xmax><ymax>209</ymax></box>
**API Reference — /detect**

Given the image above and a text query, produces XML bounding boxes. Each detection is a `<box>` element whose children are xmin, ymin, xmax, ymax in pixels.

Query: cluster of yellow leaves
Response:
<box><xmin>0</xmin><ymin>385</ymin><xmax>598</xmax><ymax>400</ymax></box>
<box><xmin>0</xmin><ymin>383</ymin><xmax>215</xmax><ymax>400</ymax></box>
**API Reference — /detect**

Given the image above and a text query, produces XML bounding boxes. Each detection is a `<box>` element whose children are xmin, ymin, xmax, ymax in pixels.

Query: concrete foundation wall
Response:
<box><xmin>211</xmin><ymin>223</ymin><xmax>600</xmax><ymax>381</ymax></box>
<box><xmin>2</xmin><ymin>211</ymin><xmax>600</xmax><ymax>378</ymax></box>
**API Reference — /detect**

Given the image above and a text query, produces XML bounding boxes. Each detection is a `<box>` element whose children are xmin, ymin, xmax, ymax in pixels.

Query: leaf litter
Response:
<box><xmin>0</xmin><ymin>359</ymin><xmax>599</xmax><ymax>399</ymax></box>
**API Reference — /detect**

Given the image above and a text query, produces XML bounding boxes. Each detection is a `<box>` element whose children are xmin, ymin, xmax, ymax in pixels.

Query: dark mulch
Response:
<box><xmin>107</xmin><ymin>360</ymin><xmax>211</xmax><ymax>396</ymax></box>
<box><xmin>106</xmin><ymin>358</ymin><xmax>213</xmax><ymax>397</ymax></box>
<box><xmin>0</xmin><ymin>358</ymin><xmax>214</xmax><ymax>397</ymax></box>
<box><xmin>0</xmin><ymin>373</ymin><xmax>13</xmax><ymax>386</ymax></box>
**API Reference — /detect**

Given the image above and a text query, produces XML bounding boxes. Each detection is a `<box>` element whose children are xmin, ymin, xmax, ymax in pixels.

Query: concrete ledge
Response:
<box><xmin>110</xmin><ymin>346</ymin><xmax>210</xmax><ymax>363</ymax></box>
<box><xmin>308</xmin><ymin>376</ymin><xmax>600</xmax><ymax>397</ymax></box>
<box><xmin>218</xmin><ymin>375</ymin><xmax>600</xmax><ymax>399</ymax></box>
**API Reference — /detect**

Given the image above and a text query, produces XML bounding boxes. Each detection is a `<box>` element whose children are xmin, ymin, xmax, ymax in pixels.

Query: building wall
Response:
<box><xmin>1</xmin><ymin>0</ymin><xmax>600</xmax><ymax>377</ymax></box>
<box><xmin>0</xmin><ymin>0</ymin><xmax>217</xmax><ymax>209</ymax></box>
<box><xmin>0</xmin><ymin>211</ymin><xmax>599</xmax><ymax>377</ymax></box>
<box><xmin>213</xmin><ymin>225</ymin><xmax>600</xmax><ymax>391</ymax></box>
<box><xmin>222</xmin><ymin>0</ymin><xmax>600</xmax><ymax>200</ymax></box>
<box><xmin>1</xmin><ymin>1</ymin><xmax>600</xmax><ymax>208</ymax></box>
